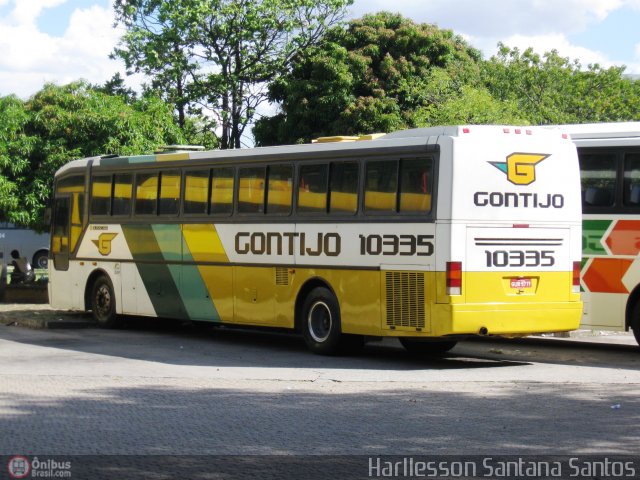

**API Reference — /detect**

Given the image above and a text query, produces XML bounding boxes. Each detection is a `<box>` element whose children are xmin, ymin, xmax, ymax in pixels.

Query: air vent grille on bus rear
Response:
<box><xmin>275</xmin><ymin>267</ymin><xmax>289</xmax><ymax>286</ymax></box>
<box><xmin>385</xmin><ymin>272</ymin><xmax>425</xmax><ymax>328</ymax></box>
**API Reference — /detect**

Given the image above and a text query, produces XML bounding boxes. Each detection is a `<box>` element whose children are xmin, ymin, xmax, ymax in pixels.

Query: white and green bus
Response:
<box><xmin>562</xmin><ymin>122</ymin><xmax>640</xmax><ymax>346</ymax></box>
<box><xmin>48</xmin><ymin>126</ymin><xmax>583</xmax><ymax>355</ymax></box>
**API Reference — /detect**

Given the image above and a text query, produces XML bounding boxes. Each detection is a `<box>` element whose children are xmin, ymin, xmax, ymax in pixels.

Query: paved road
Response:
<box><xmin>0</xmin><ymin>316</ymin><xmax>639</xmax><ymax>457</ymax></box>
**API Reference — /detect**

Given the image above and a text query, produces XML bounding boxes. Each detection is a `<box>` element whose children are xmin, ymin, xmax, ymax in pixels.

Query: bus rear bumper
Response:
<box><xmin>430</xmin><ymin>302</ymin><xmax>583</xmax><ymax>337</ymax></box>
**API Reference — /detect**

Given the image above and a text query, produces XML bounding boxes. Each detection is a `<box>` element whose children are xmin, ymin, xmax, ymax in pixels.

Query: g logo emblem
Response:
<box><xmin>490</xmin><ymin>153</ymin><xmax>549</xmax><ymax>186</ymax></box>
<box><xmin>92</xmin><ymin>233</ymin><xmax>118</xmax><ymax>256</ymax></box>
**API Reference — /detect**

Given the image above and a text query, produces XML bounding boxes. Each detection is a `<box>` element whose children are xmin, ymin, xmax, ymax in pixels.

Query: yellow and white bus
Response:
<box><xmin>48</xmin><ymin>126</ymin><xmax>583</xmax><ymax>355</ymax></box>
<box><xmin>562</xmin><ymin>122</ymin><xmax>640</xmax><ymax>346</ymax></box>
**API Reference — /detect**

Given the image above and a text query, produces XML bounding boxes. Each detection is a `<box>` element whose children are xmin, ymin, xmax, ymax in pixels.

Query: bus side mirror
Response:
<box><xmin>43</xmin><ymin>208</ymin><xmax>51</xmax><ymax>226</ymax></box>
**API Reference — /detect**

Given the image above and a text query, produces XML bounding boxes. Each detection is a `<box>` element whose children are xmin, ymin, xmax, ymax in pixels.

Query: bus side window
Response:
<box><xmin>184</xmin><ymin>170</ymin><xmax>210</xmax><ymax>215</ymax></box>
<box><xmin>624</xmin><ymin>153</ymin><xmax>640</xmax><ymax>206</ymax></box>
<box><xmin>113</xmin><ymin>174</ymin><xmax>133</xmax><ymax>216</ymax></box>
<box><xmin>266</xmin><ymin>165</ymin><xmax>293</xmax><ymax>215</ymax></box>
<box><xmin>238</xmin><ymin>167</ymin><xmax>265</xmax><ymax>214</ymax></box>
<box><xmin>329</xmin><ymin>161</ymin><xmax>359</xmax><ymax>215</ymax></box>
<box><xmin>90</xmin><ymin>174</ymin><xmax>112</xmax><ymax>216</ymax></box>
<box><xmin>211</xmin><ymin>167</ymin><xmax>234</xmax><ymax>215</ymax></box>
<box><xmin>579</xmin><ymin>153</ymin><xmax>616</xmax><ymax>208</ymax></box>
<box><xmin>159</xmin><ymin>170</ymin><xmax>181</xmax><ymax>215</ymax></box>
<box><xmin>399</xmin><ymin>157</ymin><xmax>433</xmax><ymax>214</ymax></box>
<box><xmin>51</xmin><ymin>198</ymin><xmax>70</xmax><ymax>255</ymax></box>
<box><xmin>365</xmin><ymin>159</ymin><xmax>398</xmax><ymax>213</ymax></box>
<box><xmin>135</xmin><ymin>173</ymin><xmax>159</xmax><ymax>215</ymax></box>
<box><xmin>298</xmin><ymin>164</ymin><xmax>328</xmax><ymax>214</ymax></box>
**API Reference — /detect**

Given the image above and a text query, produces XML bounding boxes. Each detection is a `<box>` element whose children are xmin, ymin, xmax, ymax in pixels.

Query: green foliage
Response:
<box><xmin>0</xmin><ymin>82</ymin><xmax>185</xmax><ymax>228</ymax></box>
<box><xmin>482</xmin><ymin>44</ymin><xmax>640</xmax><ymax>124</ymax></box>
<box><xmin>254</xmin><ymin>12</ymin><xmax>501</xmax><ymax>145</ymax></box>
<box><xmin>0</xmin><ymin>96</ymin><xmax>37</xmax><ymax>223</ymax></box>
<box><xmin>113</xmin><ymin>0</ymin><xmax>352</xmax><ymax>149</ymax></box>
<box><xmin>413</xmin><ymin>68</ymin><xmax>527</xmax><ymax>126</ymax></box>
<box><xmin>256</xmin><ymin>17</ymin><xmax>640</xmax><ymax>146</ymax></box>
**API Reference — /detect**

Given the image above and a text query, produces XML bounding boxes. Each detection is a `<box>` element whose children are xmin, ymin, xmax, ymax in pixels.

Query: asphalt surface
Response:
<box><xmin>0</xmin><ymin>308</ymin><xmax>639</xmax><ymax>460</ymax></box>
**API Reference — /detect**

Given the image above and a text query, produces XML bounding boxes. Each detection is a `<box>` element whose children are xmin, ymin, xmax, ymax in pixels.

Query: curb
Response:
<box><xmin>0</xmin><ymin>312</ymin><xmax>95</xmax><ymax>330</ymax></box>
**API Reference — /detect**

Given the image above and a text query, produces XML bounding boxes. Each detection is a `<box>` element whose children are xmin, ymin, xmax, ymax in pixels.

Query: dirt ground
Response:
<box><xmin>0</xmin><ymin>303</ymin><xmax>92</xmax><ymax>327</ymax></box>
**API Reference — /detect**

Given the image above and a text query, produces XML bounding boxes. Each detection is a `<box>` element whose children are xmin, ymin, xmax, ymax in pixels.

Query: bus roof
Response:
<box><xmin>557</xmin><ymin>122</ymin><xmax>640</xmax><ymax>140</ymax></box>
<box><xmin>54</xmin><ymin>125</ymin><xmax>567</xmax><ymax>177</ymax></box>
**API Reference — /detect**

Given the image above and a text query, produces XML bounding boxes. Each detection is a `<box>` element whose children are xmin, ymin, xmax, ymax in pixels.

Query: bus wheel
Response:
<box><xmin>91</xmin><ymin>275</ymin><xmax>119</xmax><ymax>328</ymax></box>
<box><xmin>400</xmin><ymin>338</ymin><xmax>457</xmax><ymax>357</ymax></box>
<box><xmin>32</xmin><ymin>250</ymin><xmax>48</xmax><ymax>269</ymax></box>
<box><xmin>631</xmin><ymin>302</ymin><xmax>640</xmax><ymax>347</ymax></box>
<box><xmin>301</xmin><ymin>287</ymin><xmax>345</xmax><ymax>355</ymax></box>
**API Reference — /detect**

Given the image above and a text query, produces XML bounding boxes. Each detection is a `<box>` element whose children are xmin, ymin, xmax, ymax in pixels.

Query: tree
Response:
<box><xmin>0</xmin><ymin>82</ymin><xmax>185</xmax><ymax>228</ymax></box>
<box><xmin>253</xmin><ymin>12</ymin><xmax>498</xmax><ymax>145</ymax></box>
<box><xmin>0</xmin><ymin>96</ymin><xmax>36</xmax><ymax>224</ymax></box>
<box><xmin>482</xmin><ymin>43</ymin><xmax>640</xmax><ymax>124</ymax></box>
<box><xmin>113</xmin><ymin>0</ymin><xmax>352</xmax><ymax>149</ymax></box>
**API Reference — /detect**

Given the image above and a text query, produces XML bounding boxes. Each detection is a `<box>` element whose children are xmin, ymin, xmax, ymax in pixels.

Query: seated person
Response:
<box><xmin>10</xmin><ymin>250</ymin><xmax>35</xmax><ymax>284</ymax></box>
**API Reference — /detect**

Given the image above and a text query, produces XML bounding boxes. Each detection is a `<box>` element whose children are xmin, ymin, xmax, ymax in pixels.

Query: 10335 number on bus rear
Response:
<box><xmin>485</xmin><ymin>249</ymin><xmax>555</xmax><ymax>268</ymax></box>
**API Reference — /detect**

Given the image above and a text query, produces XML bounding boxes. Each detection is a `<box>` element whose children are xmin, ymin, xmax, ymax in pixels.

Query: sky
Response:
<box><xmin>1</xmin><ymin>0</ymin><xmax>640</xmax><ymax>99</ymax></box>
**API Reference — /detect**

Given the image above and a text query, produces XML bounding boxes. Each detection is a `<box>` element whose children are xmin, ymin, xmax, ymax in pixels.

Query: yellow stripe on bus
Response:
<box><xmin>182</xmin><ymin>224</ymin><xmax>230</xmax><ymax>263</ymax></box>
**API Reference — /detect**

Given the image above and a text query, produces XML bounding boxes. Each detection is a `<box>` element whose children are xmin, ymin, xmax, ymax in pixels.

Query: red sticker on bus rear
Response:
<box><xmin>510</xmin><ymin>278</ymin><xmax>532</xmax><ymax>289</ymax></box>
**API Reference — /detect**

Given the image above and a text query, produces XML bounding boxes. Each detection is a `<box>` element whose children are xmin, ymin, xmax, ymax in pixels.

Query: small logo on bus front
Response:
<box><xmin>490</xmin><ymin>153</ymin><xmax>549</xmax><ymax>186</ymax></box>
<box><xmin>92</xmin><ymin>233</ymin><xmax>118</xmax><ymax>256</ymax></box>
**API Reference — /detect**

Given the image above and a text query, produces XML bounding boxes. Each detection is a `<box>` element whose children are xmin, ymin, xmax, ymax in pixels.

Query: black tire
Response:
<box><xmin>301</xmin><ymin>287</ymin><xmax>362</xmax><ymax>355</ymax></box>
<box><xmin>400</xmin><ymin>337</ymin><xmax>458</xmax><ymax>357</ymax></box>
<box><xmin>630</xmin><ymin>301</ymin><xmax>640</xmax><ymax>348</ymax></box>
<box><xmin>91</xmin><ymin>275</ymin><xmax>119</xmax><ymax>328</ymax></box>
<box><xmin>32</xmin><ymin>250</ymin><xmax>48</xmax><ymax>269</ymax></box>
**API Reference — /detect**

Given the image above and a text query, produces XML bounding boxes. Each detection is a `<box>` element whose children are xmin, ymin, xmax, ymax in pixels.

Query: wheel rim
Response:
<box><xmin>308</xmin><ymin>301</ymin><xmax>332</xmax><ymax>343</ymax></box>
<box><xmin>95</xmin><ymin>284</ymin><xmax>112</xmax><ymax>319</ymax></box>
<box><xmin>36</xmin><ymin>256</ymin><xmax>48</xmax><ymax>269</ymax></box>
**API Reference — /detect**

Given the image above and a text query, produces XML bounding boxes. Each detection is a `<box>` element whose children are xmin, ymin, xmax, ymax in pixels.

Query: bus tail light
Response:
<box><xmin>447</xmin><ymin>261</ymin><xmax>462</xmax><ymax>295</ymax></box>
<box><xmin>572</xmin><ymin>261</ymin><xmax>581</xmax><ymax>293</ymax></box>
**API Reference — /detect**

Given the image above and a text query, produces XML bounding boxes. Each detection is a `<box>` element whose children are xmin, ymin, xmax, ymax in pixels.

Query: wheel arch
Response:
<box><xmin>84</xmin><ymin>269</ymin><xmax>113</xmax><ymax>311</ymax></box>
<box><xmin>294</xmin><ymin>277</ymin><xmax>337</xmax><ymax>332</ymax></box>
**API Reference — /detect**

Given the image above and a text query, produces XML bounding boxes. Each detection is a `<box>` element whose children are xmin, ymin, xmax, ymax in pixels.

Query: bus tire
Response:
<box><xmin>91</xmin><ymin>275</ymin><xmax>119</xmax><ymax>328</ymax></box>
<box><xmin>32</xmin><ymin>250</ymin><xmax>48</xmax><ymax>269</ymax></box>
<box><xmin>400</xmin><ymin>338</ymin><xmax>457</xmax><ymax>357</ymax></box>
<box><xmin>301</xmin><ymin>287</ymin><xmax>346</xmax><ymax>355</ymax></box>
<box><xmin>630</xmin><ymin>302</ymin><xmax>640</xmax><ymax>347</ymax></box>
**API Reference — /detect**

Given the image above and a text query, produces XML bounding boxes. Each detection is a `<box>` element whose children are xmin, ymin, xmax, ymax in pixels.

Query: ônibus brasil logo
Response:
<box><xmin>490</xmin><ymin>153</ymin><xmax>549</xmax><ymax>186</ymax></box>
<box><xmin>7</xmin><ymin>456</ymin><xmax>30</xmax><ymax>479</ymax></box>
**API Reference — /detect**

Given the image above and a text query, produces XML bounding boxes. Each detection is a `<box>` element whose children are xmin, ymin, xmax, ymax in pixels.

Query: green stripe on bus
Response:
<box><xmin>122</xmin><ymin>224</ymin><xmax>189</xmax><ymax>320</ymax></box>
<box><xmin>582</xmin><ymin>219</ymin><xmax>612</xmax><ymax>255</ymax></box>
<box><xmin>181</xmin><ymin>264</ymin><xmax>221</xmax><ymax>321</ymax></box>
<box><xmin>151</xmin><ymin>224</ymin><xmax>221</xmax><ymax>321</ymax></box>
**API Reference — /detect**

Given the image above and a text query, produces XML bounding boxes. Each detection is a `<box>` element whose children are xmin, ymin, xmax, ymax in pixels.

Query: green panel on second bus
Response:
<box><xmin>582</xmin><ymin>219</ymin><xmax>613</xmax><ymax>255</ymax></box>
